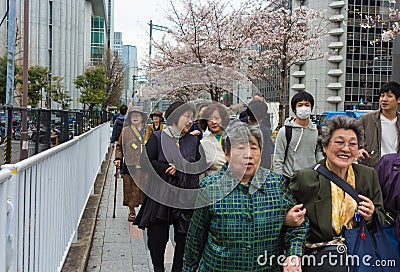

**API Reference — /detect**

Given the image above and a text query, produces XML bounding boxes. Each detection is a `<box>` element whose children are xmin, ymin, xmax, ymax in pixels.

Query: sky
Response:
<box><xmin>114</xmin><ymin>0</ymin><xmax>172</xmax><ymax>65</ymax></box>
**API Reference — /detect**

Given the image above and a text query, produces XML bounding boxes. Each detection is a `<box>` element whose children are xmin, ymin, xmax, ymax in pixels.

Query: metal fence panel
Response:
<box><xmin>0</xmin><ymin>123</ymin><xmax>110</xmax><ymax>272</ymax></box>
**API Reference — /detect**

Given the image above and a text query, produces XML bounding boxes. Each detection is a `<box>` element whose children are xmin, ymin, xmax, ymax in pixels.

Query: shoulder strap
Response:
<box><xmin>313</xmin><ymin>164</ymin><xmax>361</xmax><ymax>203</ymax></box>
<box><xmin>283</xmin><ymin>125</ymin><xmax>292</xmax><ymax>164</ymax></box>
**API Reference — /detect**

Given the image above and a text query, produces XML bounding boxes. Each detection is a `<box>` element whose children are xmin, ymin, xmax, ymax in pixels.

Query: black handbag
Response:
<box><xmin>303</xmin><ymin>245</ymin><xmax>347</xmax><ymax>272</ymax></box>
<box><xmin>314</xmin><ymin>164</ymin><xmax>400</xmax><ymax>272</ymax></box>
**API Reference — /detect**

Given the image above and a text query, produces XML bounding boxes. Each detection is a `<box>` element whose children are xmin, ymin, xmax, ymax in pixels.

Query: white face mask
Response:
<box><xmin>296</xmin><ymin>106</ymin><xmax>312</xmax><ymax>120</ymax></box>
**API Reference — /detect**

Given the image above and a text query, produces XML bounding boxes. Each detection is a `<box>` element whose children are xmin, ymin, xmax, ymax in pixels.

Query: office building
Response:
<box><xmin>0</xmin><ymin>0</ymin><xmax>109</xmax><ymax>109</ymax></box>
<box><xmin>254</xmin><ymin>0</ymin><xmax>393</xmax><ymax>114</ymax></box>
<box><xmin>121</xmin><ymin>45</ymin><xmax>138</xmax><ymax>105</ymax></box>
<box><xmin>290</xmin><ymin>0</ymin><xmax>393</xmax><ymax>113</ymax></box>
<box><xmin>107</xmin><ymin>0</ymin><xmax>115</xmax><ymax>49</ymax></box>
<box><xmin>114</xmin><ymin>32</ymin><xmax>123</xmax><ymax>56</ymax></box>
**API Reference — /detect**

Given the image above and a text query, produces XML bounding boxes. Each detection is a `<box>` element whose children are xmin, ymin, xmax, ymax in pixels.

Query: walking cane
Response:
<box><xmin>112</xmin><ymin>166</ymin><xmax>119</xmax><ymax>218</ymax></box>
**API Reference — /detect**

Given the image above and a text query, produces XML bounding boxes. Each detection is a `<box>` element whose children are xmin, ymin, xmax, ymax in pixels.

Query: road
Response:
<box><xmin>0</xmin><ymin>140</ymin><xmax>41</xmax><ymax>166</ymax></box>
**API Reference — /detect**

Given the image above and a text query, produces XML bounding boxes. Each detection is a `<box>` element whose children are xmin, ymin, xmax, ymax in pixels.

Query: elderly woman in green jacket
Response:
<box><xmin>183</xmin><ymin>122</ymin><xmax>309</xmax><ymax>272</ymax></box>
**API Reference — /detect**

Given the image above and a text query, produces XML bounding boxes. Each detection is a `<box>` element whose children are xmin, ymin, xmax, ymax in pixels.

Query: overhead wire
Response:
<box><xmin>0</xmin><ymin>0</ymin><xmax>10</xmax><ymax>28</ymax></box>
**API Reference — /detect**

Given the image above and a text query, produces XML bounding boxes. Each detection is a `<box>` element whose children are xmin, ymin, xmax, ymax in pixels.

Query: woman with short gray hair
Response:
<box><xmin>184</xmin><ymin>122</ymin><xmax>308</xmax><ymax>272</ymax></box>
<box><xmin>221</xmin><ymin>121</ymin><xmax>263</xmax><ymax>154</ymax></box>
<box><xmin>319</xmin><ymin>115</ymin><xmax>364</xmax><ymax>148</ymax></box>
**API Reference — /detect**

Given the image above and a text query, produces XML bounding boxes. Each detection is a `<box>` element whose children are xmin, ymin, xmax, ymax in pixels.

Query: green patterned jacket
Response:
<box><xmin>183</xmin><ymin>166</ymin><xmax>309</xmax><ymax>272</ymax></box>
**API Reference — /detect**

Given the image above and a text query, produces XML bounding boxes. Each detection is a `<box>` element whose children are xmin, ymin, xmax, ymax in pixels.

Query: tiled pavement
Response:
<box><xmin>85</xmin><ymin>157</ymin><xmax>175</xmax><ymax>272</ymax></box>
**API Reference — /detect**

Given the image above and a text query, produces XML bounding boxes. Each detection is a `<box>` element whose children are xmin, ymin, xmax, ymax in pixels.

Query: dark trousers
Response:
<box><xmin>147</xmin><ymin>222</ymin><xmax>187</xmax><ymax>272</ymax></box>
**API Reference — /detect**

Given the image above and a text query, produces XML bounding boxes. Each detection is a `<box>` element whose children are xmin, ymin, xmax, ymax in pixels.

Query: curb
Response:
<box><xmin>61</xmin><ymin>148</ymin><xmax>112</xmax><ymax>272</ymax></box>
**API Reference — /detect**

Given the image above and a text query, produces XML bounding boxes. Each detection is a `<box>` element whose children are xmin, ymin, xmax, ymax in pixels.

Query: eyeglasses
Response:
<box><xmin>329</xmin><ymin>140</ymin><xmax>359</xmax><ymax>150</ymax></box>
<box><xmin>182</xmin><ymin>114</ymin><xmax>194</xmax><ymax>121</ymax></box>
<box><xmin>208</xmin><ymin>115</ymin><xmax>222</xmax><ymax>122</ymax></box>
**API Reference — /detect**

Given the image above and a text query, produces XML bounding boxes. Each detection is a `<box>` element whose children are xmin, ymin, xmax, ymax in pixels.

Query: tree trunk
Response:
<box><xmin>211</xmin><ymin>87</ymin><xmax>218</xmax><ymax>102</ymax></box>
<box><xmin>279</xmin><ymin>62</ymin><xmax>288</xmax><ymax>127</ymax></box>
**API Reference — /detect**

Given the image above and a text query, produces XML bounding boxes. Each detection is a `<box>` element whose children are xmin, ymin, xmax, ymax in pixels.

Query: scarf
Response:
<box><xmin>152</xmin><ymin>122</ymin><xmax>163</xmax><ymax>131</ymax></box>
<box><xmin>213</xmin><ymin>133</ymin><xmax>223</xmax><ymax>146</ymax></box>
<box><xmin>164</xmin><ymin>126</ymin><xmax>184</xmax><ymax>147</ymax></box>
<box><xmin>130</xmin><ymin>125</ymin><xmax>152</xmax><ymax>153</ymax></box>
<box><xmin>328</xmin><ymin>161</ymin><xmax>357</xmax><ymax>235</ymax></box>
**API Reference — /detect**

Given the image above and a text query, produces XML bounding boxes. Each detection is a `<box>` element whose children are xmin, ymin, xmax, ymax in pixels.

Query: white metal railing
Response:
<box><xmin>0</xmin><ymin>123</ymin><xmax>110</xmax><ymax>272</ymax></box>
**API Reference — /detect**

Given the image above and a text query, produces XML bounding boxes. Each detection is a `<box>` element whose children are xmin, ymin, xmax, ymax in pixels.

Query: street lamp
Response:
<box><xmin>47</xmin><ymin>73</ymin><xmax>52</xmax><ymax>109</ymax></box>
<box><xmin>313</xmin><ymin>78</ymin><xmax>318</xmax><ymax>124</ymax></box>
<box><xmin>148</xmin><ymin>20</ymin><xmax>170</xmax><ymax>86</ymax></box>
<box><xmin>148</xmin><ymin>20</ymin><xmax>170</xmax><ymax>58</ymax></box>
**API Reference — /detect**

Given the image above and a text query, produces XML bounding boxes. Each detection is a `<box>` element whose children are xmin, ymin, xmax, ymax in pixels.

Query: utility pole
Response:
<box><xmin>149</xmin><ymin>20</ymin><xmax>153</xmax><ymax>58</ymax></box>
<box><xmin>4</xmin><ymin>0</ymin><xmax>17</xmax><ymax>164</ymax></box>
<box><xmin>148</xmin><ymin>20</ymin><xmax>170</xmax><ymax>84</ymax></box>
<box><xmin>148</xmin><ymin>20</ymin><xmax>170</xmax><ymax>58</ymax></box>
<box><xmin>133</xmin><ymin>65</ymin><xmax>137</xmax><ymax>106</ymax></box>
<box><xmin>313</xmin><ymin>78</ymin><xmax>318</xmax><ymax>118</ymax></box>
<box><xmin>20</xmin><ymin>0</ymin><xmax>30</xmax><ymax>160</ymax></box>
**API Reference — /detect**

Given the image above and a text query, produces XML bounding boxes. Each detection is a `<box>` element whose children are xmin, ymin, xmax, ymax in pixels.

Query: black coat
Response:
<box><xmin>134</xmin><ymin>130</ymin><xmax>201</xmax><ymax>233</ymax></box>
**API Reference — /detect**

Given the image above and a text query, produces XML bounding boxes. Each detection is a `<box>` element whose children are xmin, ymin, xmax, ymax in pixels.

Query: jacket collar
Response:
<box><xmin>375</xmin><ymin>109</ymin><xmax>400</xmax><ymax>121</ymax></box>
<box><xmin>220</xmin><ymin>165</ymin><xmax>271</xmax><ymax>195</ymax></box>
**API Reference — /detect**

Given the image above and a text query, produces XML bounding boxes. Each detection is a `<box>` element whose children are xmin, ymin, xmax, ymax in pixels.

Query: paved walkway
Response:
<box><xmin>85</xmin><ymin>156</ymin><xmax>175</xmax><ymax>272</ymax></box>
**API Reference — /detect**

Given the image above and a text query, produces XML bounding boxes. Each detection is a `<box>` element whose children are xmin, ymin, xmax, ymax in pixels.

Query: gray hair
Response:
<box><xmin>320</xmin><ymin>115</ymin><xmax>364</xmax><ymax>147</ymax></box>
<box><xmin>222</xmin><ymin>122</ymin><xmax>263</xmax><ymax>154</ymax></box>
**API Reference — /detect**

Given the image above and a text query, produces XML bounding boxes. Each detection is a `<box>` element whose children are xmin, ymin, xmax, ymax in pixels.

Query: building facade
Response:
<box><xmin>107</xmin><ymin>0</ymin><xmax>114</xmax><ymax>49</ymax></box>
<box><xmin>253</xmin><ymin>0</ymin><xmax>394</xmax><ymax>115</ymax></box>
<box><xmin>0</xmin><ymin>0</ymin><xmax>109</xmax><ymax>109</ymax></box>
<box><xmin>121</xmin><ymin>45</ymin><xmax>138</xmax><ymax>106</ymax></box>
<box><xmin>113</xmin><ymin>32</ymin><xmax>123</xmax><ymax>56</ymax></box>
<box><xmin>289</xmin><ymin>0</ymin><xmax>393</xmax><ymax>113</ymax></box>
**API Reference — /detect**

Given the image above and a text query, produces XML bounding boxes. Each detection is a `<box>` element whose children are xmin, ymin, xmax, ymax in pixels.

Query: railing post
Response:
<box><xmin>0</xmin><ymin>165</ymin><xmax>18</xmax><ymax>272</ymax></box>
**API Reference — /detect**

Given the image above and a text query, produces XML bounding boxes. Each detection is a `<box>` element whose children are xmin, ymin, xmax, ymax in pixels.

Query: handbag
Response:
<box><xmin>303</xmin><ymin>243</ymin><xmax>347</xmax><ymax>272</ymax></box>
<box><xmin>314</xmin><ymin>164</ymin><xmax>400</xmax><ymax>272</ymax></box>
<box><xmin>383</xmin><ymin>223</ymin><xmax>400</xmax><ymax>253</ymax></box>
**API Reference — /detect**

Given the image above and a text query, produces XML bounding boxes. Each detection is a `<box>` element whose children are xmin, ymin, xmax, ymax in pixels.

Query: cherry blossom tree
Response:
<box><xmin>244</xmin><ymin>0</ymin><xmax>329</xmax><ymax>125</ymax></box>
<box><xmin>359</xmin><ymin>0</ymin><xmax>400</xmax><ymax>42</ymax></box>
<box><xmin>148</xmin><ymin>0</ymin><xmax>329</xmax><ymax>124</ymax></box>
<box><xmin>141</xmin><ymin>64</ymin><xmax>250</xmax><ymax>103</ymax></box>
<box><xmin>148</xmin><ymin>0</ymin><xmax>251</xmax><ymax>102</ymax></box>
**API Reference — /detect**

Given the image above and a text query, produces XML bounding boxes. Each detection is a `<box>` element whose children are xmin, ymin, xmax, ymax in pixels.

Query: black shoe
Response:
<box><xmin>153</xmin><ymin>265</ymin><xmax>165</xmax><ymax>272</ymax></box>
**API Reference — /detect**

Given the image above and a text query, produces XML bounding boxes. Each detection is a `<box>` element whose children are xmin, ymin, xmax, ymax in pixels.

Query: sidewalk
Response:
<box><xmin>85</xmin><ymin>156</ymin><xmax>175</xmax><ymax>272</ymax></box>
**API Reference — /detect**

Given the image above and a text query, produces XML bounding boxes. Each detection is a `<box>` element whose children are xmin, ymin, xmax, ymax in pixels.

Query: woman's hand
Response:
<box><xmin>165</xmin><ymin>164</ymin><xmax>176</xmax><ymax>176</ymax></box>
<box><xmin>190</xmin><ymin>130</ymin><xmax>201</xmax><ymax>136</ymax></box>
<box><xmin>357</xmin><ymin>194</ymin><xmax>375</xmax><ymax>221</ymax></box>
<box><xmin>283</xmin><ymin>255</ymin><xmax>302</xmax><ymax>272</ymax></box>
<box><xmin>357</xmin><ymin>149</ymin><xmax>370</xmax><ymax>161</ymax></box>
<box><xmin>284</xmin><ymin>204</ymin><xmax>306</xmax><ymax>227</ymax></box>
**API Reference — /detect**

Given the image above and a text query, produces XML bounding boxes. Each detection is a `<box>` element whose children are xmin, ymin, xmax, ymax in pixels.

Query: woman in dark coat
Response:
<box><xmin>134</xmin><ymin>101</ymin><xmax>202</xmax><ymax>272</ymax></box>
<box><xmin>246</xmin><ymin>99</ymin><xmax>273</xmax><ymax>169</ymax></box>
